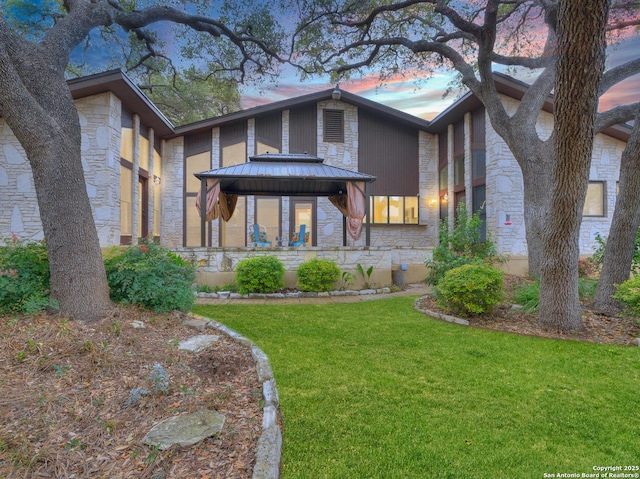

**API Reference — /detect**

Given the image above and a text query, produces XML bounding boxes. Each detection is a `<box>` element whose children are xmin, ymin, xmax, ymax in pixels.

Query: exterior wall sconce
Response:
<box><xmin>429</xmin><ymin>198</ymin><xmax>437</xmax><ymax>207</ymax></box>
<box><xmin>331</xmin><ymin>84</ymin><xmax>341</xmax><ymax>101</ymax></box>
<box><xmin>441</xmin><ymin>193</ymin><xmax>448</xmax><ymax>205</ymax></box>
<box><xmin>153</xmin><ymin>175</ymin><xmax>161</xmax><ymax>186</ymax></box>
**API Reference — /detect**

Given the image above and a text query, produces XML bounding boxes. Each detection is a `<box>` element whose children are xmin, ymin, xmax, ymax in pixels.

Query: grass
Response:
<box><xmin>193</xmin><ymin>297</ymin><xmax>640</xmax><ymax>479</ymax></box>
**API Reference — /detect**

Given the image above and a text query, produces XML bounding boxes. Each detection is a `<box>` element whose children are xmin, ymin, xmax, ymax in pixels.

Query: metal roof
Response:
<box><xmin>194</xmin><ymin>153</ymin><xmax>376</xmax><ymax>196</ymax></box>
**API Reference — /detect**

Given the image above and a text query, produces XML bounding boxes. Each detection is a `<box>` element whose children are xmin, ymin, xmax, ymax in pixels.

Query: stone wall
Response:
<box><xmin>0</xmin><ymin>92</ymin><xmax>121</xmax><ymax>245</ymax></box>
<box><xmin>174</xmin><ymin>246</ymin><xmax>431</xmax><ymax>289</ymax></box>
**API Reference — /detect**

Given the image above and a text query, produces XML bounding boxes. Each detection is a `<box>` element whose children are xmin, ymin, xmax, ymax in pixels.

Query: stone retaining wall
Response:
<box><xmin>173</xmin><ymin>246</ymin><xmax>432</xmax><ymax>289</ymax></box>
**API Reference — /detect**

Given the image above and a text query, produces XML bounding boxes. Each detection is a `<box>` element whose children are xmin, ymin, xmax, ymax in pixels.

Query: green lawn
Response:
<box><xmin>193</xmin><ymin>298</ymin><xmax>640</xmax><ymax>479</ymax></box>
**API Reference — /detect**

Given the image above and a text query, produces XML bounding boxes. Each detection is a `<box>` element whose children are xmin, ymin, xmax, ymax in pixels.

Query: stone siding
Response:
<box><xmin>175</xmin><ymin>246</ymin><xmax>431</xmax><ymax>289</ymax></box>
<box><xmin>160</xmin><ymin>136</ymin><xmax>186</xmax><ymax>248</ymax></box>
<box><xmin>0</xmin><ymin>92</ymin><xmax>121</xmax><ymax>245</ymax></box>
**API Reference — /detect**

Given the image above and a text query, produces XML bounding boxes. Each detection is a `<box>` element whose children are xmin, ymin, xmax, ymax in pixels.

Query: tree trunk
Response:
<box><xmin>593</xmin><ymin>119</ymin><xmax>640</xmax><ymax>313</ymax></box>
<box><xmin>31</xmin><ymin>135</ymin><xmax>114</xmax><ymax>322</ymax></box>
<box><xmin>0</xmin><ymin>46</ymin><xmax>113</xmax><ymax>321</ymax></box>
<box><xmin>520</xmin><ymin>149</ymin><xmax>554</xmax><ymax>278</ymax></box>
<box><xmin>538</xmin><ymin>0</ymin><xmax>609</xmax><ymax>332</ymax></box>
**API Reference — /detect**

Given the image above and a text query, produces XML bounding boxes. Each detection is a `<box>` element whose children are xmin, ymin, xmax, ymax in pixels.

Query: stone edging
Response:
<box><xmin>196</xmin><ymin>287</ymin><xmax>391</xmax><ymax>300</ymax></box>
<box><xmin>413</xmin><ymin>296</ymin><xmax>470</xmax><ymax>326</ymax></box>
<box><xmin>191</xmin><ymin>315</ymin><xmax>282</xmax><ymax>479</ymax></box>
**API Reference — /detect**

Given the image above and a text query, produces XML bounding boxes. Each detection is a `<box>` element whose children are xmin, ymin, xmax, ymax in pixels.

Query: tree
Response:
<box><xmin>293</xmin><ymin>0</ymin><xmax>640</xmax><ymax>331</ymax></box>
<box><xmin>138</xmin><ymin>66</ymin><xmax>242</xmax><ymax>126</ymax></box>
<box><xmin>592</xmin><ymin>116</ymin><xmax>640</xmax><ymax>313</ymax></box>
<box><xmin>0</xmin><ymin>0</ymin><xmax>285</xmax><ymax>321</ymax></box>
<box><xmin>538</xmin><ymin>0</ymin><xmax>609</xmax><ymax>331</ymax></box>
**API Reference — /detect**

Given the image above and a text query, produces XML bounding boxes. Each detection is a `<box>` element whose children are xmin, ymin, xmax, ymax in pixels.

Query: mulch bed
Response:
<box><xmin>417</xmin><ymin>275</ymin><xmax>640</xmax><ymax>347</ymax></box>
<box><xmin>0</xmin><ymin>307</ymin><xmax>262</xmax><ymax>479</ymax></box>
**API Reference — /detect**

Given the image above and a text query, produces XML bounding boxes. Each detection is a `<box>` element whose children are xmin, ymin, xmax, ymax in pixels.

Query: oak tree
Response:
<box><xmin>293</xmin><ymin>0</ymin><xmax>640</xmax><ymax>330</ymax></box>
<box><xmin>0</xmin><ymin>0</ymin><xmax>285</xmax><ymax>320</ymax></box>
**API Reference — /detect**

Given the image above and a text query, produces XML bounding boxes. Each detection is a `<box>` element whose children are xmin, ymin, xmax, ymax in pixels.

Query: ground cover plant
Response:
<box><xmin>194</xmin><ymin>298</ymin><xmax>640</xmax><ymax>479</ymax></box>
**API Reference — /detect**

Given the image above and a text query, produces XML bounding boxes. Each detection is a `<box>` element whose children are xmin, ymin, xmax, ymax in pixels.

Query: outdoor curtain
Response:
<box><xmin>195</xmin><ymin>179</ymin><xmax>238</xmax><ymax>221</ymax></box>
<box><xmin>329</xmin><ymin>181</ymin><xmax>366</xmax><ymax>240</ymax></box>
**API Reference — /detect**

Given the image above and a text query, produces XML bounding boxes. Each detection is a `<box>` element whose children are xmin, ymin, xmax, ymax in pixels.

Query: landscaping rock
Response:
<box><xmin>142</xmin><ymin>410</ymin><xmax>225</xmax><ymax>450</ymax></box>
<box><xmin>178</xmin><ymin>335</ymin><xmax>220</xmax><ymax>353</ymax></box>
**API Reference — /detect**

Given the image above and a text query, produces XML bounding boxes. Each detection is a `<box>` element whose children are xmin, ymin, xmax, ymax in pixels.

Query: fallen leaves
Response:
<box><xmin>0</xmin><ymin>307</ymin><xmax>263</xmax><ymax>478</ymax></box>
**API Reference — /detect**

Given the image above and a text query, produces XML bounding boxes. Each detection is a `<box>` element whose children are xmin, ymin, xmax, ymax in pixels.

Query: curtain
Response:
<box><xmin>194</xmin><ymin>180</ymin><xmax>239</xmax><ymax>222</ymax></box>
<box><xmin>347</xmin><ymin>181</ymin><xmax>366</xmax><ymax>240</ymax></box>
<box><xmin>195</xmin><ymin>179</ymin><xmax>220</xmax><ymax>221</ymax></box>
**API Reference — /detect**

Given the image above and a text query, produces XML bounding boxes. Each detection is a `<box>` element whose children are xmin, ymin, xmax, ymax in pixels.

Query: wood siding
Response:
<box><xmin>453</xmin><ymin>120</ymin><xmax>464</xmax><ymax>158</ymax></box>
<box><xmin>289</xmin><ymin>105</ymin><xmax>317</xmax><ymax>155</ymax></box>
<box><xmin>255</xmin><ymin>112</ymin><xmax>282</xmax><ymax>153</ymax></box>
<box><xmin>220</xmin><ymin>121</ymin><xmax>247</xmax><ymax>147</ymax></box>
<box><xmin>359</xmin><ymin>111</ymin><xmax>419</xmax><ymax>196</ymax></box>
<box><xmin>184</xmin><ymin>130</ymin><xmax>212</xmax><ymax>158</ymax></box>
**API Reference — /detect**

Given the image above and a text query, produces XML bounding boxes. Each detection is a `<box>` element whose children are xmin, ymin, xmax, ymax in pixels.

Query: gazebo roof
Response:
<box><xmin>194</xmin><ymin>153</ymin><xmax>376</xmax><ymax>197</ymax></box>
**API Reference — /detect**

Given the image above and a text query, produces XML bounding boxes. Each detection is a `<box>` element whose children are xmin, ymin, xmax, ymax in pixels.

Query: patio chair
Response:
<box><xmin>288</xmin><ymin>224</ymin><xmax>308</xmax><ymax>247</ymax></box>
<box><xmin>250</xmin><ymin>224</ymin><xmax>272</xmax><ymax>247</ymax></box>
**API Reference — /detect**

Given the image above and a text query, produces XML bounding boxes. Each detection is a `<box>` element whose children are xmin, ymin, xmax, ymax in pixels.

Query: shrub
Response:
<box><xmin>590</xmin><ymin>230</ymin><xmax>640</xmax><ymax>276</ymax></box>
<box><xmin>436</xmin><ymin>264</ymin><xmax>504</xmax><ymax>316</ymax></box>
<box><xmin>613</xmin><ymin>276</ymin><xmax>640</xmax><ymax>316</ymax></box>
<box><xmin>425</xmin><ymin>203</ymin><xmax>502</xmax><ymax>286</ymax></box>
<box><xmin>105</xmin><ymin>241</ymin><xmax>195</xmax><ymax>312</ymax></box>
<box><xmin>296</xmin><ymin>258</ymin><xmax>340</xmax><ymax>292</ymax></box>
<box><xmin>235</xmin><ymin>255</ymin><xmax>285</xmax><ymax>294</ymax></box>
<box><xmin>0</xmin><ymin>238</ymin><xmax>51</xmax><ymax>315</ymax></box>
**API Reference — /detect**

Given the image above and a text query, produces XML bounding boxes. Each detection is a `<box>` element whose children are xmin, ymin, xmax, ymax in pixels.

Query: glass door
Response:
<box><xmin>290</xmin><ymin>198</ymin><xmax>315</xmax><ymax>246</ymax></box>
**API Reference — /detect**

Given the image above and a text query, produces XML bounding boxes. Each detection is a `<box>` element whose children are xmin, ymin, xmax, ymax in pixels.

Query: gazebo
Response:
<box><xmin>194</xmin><ymin>153</ymin><xmax>377</xmax><ymax>247</ymax></box>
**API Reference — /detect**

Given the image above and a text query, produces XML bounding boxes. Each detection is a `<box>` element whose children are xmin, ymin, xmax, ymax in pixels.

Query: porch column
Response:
<box><xmin>200</xmin><ymin>178</ymin><xmax>207</xmax><ymax>247</ymax></box>
<box><xmin>365</xmin><ymin>182</ymin><xmax>371</xmax><ymax>247</ymax></box>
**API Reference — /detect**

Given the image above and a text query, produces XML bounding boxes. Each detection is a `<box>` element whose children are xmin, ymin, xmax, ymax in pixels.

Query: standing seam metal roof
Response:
<box><xmin>194</xmin><ymin>153</ymin><xmax>376</xmax><ymax>196</ymax></box>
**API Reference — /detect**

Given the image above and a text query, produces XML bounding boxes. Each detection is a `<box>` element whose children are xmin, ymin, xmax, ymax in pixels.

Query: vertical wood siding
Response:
<box><xmin>289</xmin><ymin>105</ymin><xmax>317</xmax><ymax>155</ymax></box>
<box><xmin>255</xmin><ymin>112</ymin><xmax>282</xmax><ymax>152</ymax></box>
<box><xmin>184</xmin><ymin>130</ymin><xmax>212</xmax><ymax>158</ymax></box>
<box><xmin>359</xmin><ymin>111</ymin><xmax>419</xmax><ymax>196</ymax></box>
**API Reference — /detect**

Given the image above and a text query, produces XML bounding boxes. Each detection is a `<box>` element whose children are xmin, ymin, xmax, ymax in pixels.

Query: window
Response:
<box><xmin>323</xmin><ymin>109</ymin><xmax>344</xmax><ymax>143</ymax></box>
<box><xmin>584</xmin><ymin>181</ymin><xmax>605</xmax><ymax>216</ymax></box>
<box><xmin>454</xmin><ymin>155</ymin><xmax>465</xmax><ymax>187</ymax></box>
<box><xmin>256</xmin><ymin>198</ymin><xmax>281</xmax><ymax>243</ymax></box>
<box><xmin>370</xmin><ymin>196</ymin><xmax>419</xmax><ymax>224</ymax></box>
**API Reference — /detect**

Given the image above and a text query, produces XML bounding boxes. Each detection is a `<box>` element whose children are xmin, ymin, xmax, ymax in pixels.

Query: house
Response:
<box><xmin>0</xmin><ymin>70</ymin><xmax>631</xmax><ymax>286</ymax></box>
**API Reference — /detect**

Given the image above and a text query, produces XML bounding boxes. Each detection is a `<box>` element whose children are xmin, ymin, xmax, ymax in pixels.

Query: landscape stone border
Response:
<box><xmin>196</xmin><ymin>287</ymin><xmax>391</xmax><ymax>300</ymax></box>
<box><xmin>188</xmin><ymin>315</ymin><xmax>282</xmax><ymax>479</ymax></box>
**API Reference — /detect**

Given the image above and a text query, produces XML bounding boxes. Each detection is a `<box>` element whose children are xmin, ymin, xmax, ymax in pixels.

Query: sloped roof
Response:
<box><xmin>173</xmin><ymin>88</ymin><xmax>431</xmax><ymax>137</ymax></box>
<box><xmin>195</xmin><ymin>153</ymin><xmax>376</xmax><ymax>196</ymax></box>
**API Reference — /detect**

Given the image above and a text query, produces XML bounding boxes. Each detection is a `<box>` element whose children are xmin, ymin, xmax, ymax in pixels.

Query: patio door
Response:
<box><xmin>290</xmin><ymin>197</ymin><xmax>315</xmax><ymax>246</ymax></box>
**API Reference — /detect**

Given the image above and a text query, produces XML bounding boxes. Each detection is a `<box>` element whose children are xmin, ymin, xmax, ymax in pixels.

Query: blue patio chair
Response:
<box><xmin>288</xmin><ymin>224</ymin><xmax>308</xmax><ymax>247</ymax></box>
<box><xmin>250</xmin><ymin>224</ymin><xmax>272</xmax><ymax>247</ymax></box>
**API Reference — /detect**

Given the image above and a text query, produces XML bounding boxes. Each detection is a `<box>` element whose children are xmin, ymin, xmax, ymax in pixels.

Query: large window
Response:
<box><xmin>184</xmin><ymin>151</ymin><xmax>211</xmax><ymax>247</ymax></box>
<box><xmin>370</xmin><ymin>196</ymin><xmax>419</xmax><ymax>224</ymax></box>
<box><xmin>256</xmin><ymin>198</ymin><xmax>281</xmax><ymax>244</ymax></box>
<box><xmin>584</xmin><ymin>181</ymin><xmax>605</xmax><ymax>216</ymax></box>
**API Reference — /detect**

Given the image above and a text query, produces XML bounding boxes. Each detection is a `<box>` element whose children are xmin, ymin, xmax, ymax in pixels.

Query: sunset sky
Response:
<box><xmin>239</xmin><ymin>35</ymin><xmax>640</xmax><ymax>121</ymax></box>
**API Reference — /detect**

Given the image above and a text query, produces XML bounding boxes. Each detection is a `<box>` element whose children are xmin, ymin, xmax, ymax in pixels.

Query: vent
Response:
<box><xmin>323</xmin><ymin>109</ymin><xmax>344</xmax><ymax>143</ymax></box>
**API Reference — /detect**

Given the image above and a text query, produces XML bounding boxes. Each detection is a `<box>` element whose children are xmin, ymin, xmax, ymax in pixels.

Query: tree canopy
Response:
<box><xmin>0</xmin><ymin>0</ymin><xmax>289</xmax><ymax>320</ymax></box>
<box><xmin>291</xmin><ymin>0</ymin><xmax>640</xmax><ymax>330</ymax></box>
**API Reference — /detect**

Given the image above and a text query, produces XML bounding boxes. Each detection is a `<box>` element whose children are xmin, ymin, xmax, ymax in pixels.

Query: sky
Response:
<box><xmin>58</xmin><ymin>1</ymin><xmax>640</xmax><ymax>122</ymax></box>
<box><xmin>239</xmin><ymin>35</ymin><xmax>640</xmax><ymax>121</ymax></box>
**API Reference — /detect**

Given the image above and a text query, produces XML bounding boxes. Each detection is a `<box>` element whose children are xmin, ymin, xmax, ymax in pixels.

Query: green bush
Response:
<box><xmin>296</xmin><ymin>258</ymin><xmax>340</xmax><ymax>292</ymax></box>
<box><xmin>590</xmin><ymin>230</ymin><xmax>640</xmax><ymax>276</ymax></box>
<box><xmin>105</xmin><ymin>241</ymin><xmax>195</xmax><ymax>312</ymax></box>
<box><xmin>613</xmin><ymin>276</ymin><xmax>640</xmax><ymax>316</ymax></box>
<box><xmin>235</xmin><ymin>255</ymin><xmax>285</xmax><ymax>294</ymax></box>
<box><xmin>0</xmin><ymin>238</ymin><xmax>51</xmax><ymax>315</ymax></box>
<box><xmin>425</xmin><ymin>203</ymin><xmax>502</xmax><ymax>286</ymax></box>
<box><xmin>436</xmin><ymin>264</ymin><xmax>504</xmax><ymax>316</ymax></box>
